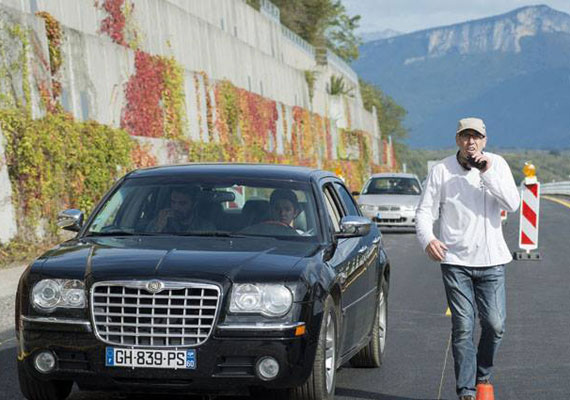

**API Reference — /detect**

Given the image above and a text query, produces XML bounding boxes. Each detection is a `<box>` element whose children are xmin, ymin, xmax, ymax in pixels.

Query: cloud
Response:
<box><xmin>341</xmin><ymin>0</ymin><xmax>570</xmax><ymax>33</ymax></box>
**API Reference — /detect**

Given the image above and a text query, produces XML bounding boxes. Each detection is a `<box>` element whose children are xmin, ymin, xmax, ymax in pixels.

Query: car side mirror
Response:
<box><xmin>57</xmin><ymin>209</ymin><xmax>84</xmax><ymax>232</ymax></box>
<box><xmin>335</xmin><ymin>216</ymin><xmax>371</xmax><ymax>239</ymax></box>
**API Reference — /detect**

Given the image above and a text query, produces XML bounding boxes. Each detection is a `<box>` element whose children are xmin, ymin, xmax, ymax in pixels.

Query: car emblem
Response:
<box><xmin>146</xmin><ymin>280</ymin><xmax>164</xmax><ymax>294</ymax></box>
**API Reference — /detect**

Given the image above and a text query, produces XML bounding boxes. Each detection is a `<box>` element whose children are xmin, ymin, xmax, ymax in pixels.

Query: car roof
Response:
<box><xmin>368</xmin><ymin>172</ymin><xmax>419</xmax><ymax>180</ymax></box>
<box><xmin>126</xmin><ymin>163</ymin><xmax>337</xmax><ymax>182</ymax></box>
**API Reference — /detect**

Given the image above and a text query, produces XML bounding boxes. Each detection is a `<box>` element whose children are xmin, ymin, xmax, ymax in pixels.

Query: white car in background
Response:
<box><xmin>356</xmin><ymin>173</ymin><xmax>423</xmax><ymax>230</ymax></box>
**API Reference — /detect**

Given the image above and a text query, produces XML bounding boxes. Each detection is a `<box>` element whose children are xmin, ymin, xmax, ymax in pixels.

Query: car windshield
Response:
<box><xmin>362</xmin><ymin>177</ymin><xmax>421</xmax><ymax>195</ymax></box>
<box><xmin>85</xmin><ymin>177</ymin><xmax>319</xmax><ymax>241</ymax></box>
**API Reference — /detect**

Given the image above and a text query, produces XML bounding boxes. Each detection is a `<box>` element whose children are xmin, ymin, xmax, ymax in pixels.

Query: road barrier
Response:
<box><xmin>514</xmin><ymin>163</ymin><xmax>541</xmax><ymax>260</ymax></box>
<box><xmin>541</xmin><ymin>181</ymin><xmax>570</xmax><ymax>196</ymax></box>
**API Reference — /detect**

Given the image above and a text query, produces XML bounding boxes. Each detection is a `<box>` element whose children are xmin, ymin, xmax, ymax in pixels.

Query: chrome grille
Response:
<box><xmin>91</xmin><ymin>281</ymin><xmax>221</xmax><ymax>348</ymax></box>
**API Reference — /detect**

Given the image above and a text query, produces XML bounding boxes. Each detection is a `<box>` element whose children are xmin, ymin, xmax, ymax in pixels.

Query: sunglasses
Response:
<box><xmin>458</xmin><ymin>131</ymin><xmax>485</xmax><ymax>140</ymax></box>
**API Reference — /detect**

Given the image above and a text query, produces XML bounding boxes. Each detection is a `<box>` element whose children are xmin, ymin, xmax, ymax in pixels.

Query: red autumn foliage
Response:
<box><xmin>100</xmin><ymin>0</ymin><xmax>128</xmax><ymax>46</ymax></box>
<box><xmin>121</xmin><ymin>51</ymin><xmax>166</xmax><ymax>137</ymax></box>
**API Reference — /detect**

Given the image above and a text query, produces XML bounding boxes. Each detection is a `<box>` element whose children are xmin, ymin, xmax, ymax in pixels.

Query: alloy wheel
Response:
<box><xmin>324</xmin><ymin>311</ymin><xmax>336</xmax><ymax>393</ymax></box>
<box><xmin>378</xmin><ymin>290</ymin><xmax>387</xmax><ymax>353</ymax></box>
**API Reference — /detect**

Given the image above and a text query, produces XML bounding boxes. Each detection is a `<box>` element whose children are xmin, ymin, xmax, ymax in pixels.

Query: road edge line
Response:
<box><xmin>542</xmin><ymin>195</ymin><xmax>570</xmax><ymax>209</ymax></box>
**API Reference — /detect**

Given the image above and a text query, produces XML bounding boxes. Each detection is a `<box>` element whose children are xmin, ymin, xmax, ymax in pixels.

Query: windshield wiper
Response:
<box><xmin>168</xmin><ymin>231</ymin><xmax>248</xmax><ymax>238</ymax></box>
<box><xmin>86</xmin><ymin>230</ymin><xmax>155</xmax><ymax>237</ymax></box>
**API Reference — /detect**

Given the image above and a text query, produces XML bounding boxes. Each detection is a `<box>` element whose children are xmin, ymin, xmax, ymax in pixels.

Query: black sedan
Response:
<box><xmin>15</xmin><ymin>164</ymin><xmax>390</xmax><ymax>400</ymax></box>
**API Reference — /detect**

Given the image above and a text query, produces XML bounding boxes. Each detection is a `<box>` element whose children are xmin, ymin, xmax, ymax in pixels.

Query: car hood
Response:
<box><xmin>358</xmin><ymin>194</ymin><xmax>421</xmax><ymax>208</ymax></box>
<box><xmin>38</xmin><ymin>236</ymin><xmax>321</xmax><ymax>284</ymax></box>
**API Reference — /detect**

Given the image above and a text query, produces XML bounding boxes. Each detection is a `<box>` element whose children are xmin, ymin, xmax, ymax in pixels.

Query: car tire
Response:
<box><xmin>289</xmin><ymin>296</ymin><xmax>338</xmax><ymax>400</ymax></box>
<box><xmin>349</xmin><ymin>281</ymin><xmax>388</xmax><ymax>368</ymax></box>
<box><xmin>17</xmin><ymin>361</ymin><xmax>73</xmax><ymax>400</ymax></box>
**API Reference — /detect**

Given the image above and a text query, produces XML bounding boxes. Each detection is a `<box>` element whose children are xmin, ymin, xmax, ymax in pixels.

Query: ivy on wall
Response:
<box><xmin>162</xmin><ymin>57</ymin><xmax>187</xmax><ymax>139</ymax></box>
<box><xmin>99</xmin><ymin>0</ymin><xmax>127</xmax><ymax>46</ymax></box>
<box><xmin>304</xmin><ymin>70</ymin><xmax>317</xmax><ymax>105</ymax></box>
<box><xmin>0</xmin><ymin>18</ymin><xmax>132</xmax><ymax>265</ymax></box>
<box><xmin>98</xmin><ymin>0</ymin><xmax>139</xmax><ymax>49</ymax></box>
<box><xmin>96</xmin><ymin>1</ymin><xmax>388</xmax><ymax>191</ymax></box>
<box><xmin>122</xmin><ymin>51</ymin><xmax>166</xmax><ymax>138</ymax></box>
<box><xmin>0</xmin><ymin>2</ymin><xmax>395</xmax><ymax>264</ymax></box>
<box><xmin>35</xmin><ymin>12</ymin><xmax>62</xmax><ymax>95</ymax></box>
<box><xmin>0</xmin><ymin>23</ymin><xmax>31</xmax><ymax>112</ymax></box>
<box><xmin>208</xmin><ymin>78</ymin><xmax>384</xmax><ymax>190</ymax></box>
<box><xmin>35</xmin><ymin>11</ymin><xmax>63</xmax><ymax>112</ymax></box>
<box><xmin>0</xmin><ymin>110</ymin><xmax>132</xmax><ymax>238</ymax></box>
<box><xmin>131</xmin><ymin>142</ymin><xmax>158</xmax><ymax>168</ymax></box>
<box><xmin>121</xmin><ymin>51</ymin><xmax>187</xmax><ymax>139</ymax></box>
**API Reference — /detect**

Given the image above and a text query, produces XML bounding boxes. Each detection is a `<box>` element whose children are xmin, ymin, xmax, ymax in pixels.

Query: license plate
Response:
<box><xmin>378</xmin><ymin>212</ymin><xmax>399</xmax><ymax>219</ymax></box>
<box><xmin>105</xmin><ymin>347</ymin><xmax>196</xmax><ymax>369</ymax></box>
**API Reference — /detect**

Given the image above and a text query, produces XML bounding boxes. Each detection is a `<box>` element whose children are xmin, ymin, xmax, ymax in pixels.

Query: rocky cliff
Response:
<box><xmin>354</xmin><ymin>5</ymin><xmax>570</xmax><ymax>148</ymax></box>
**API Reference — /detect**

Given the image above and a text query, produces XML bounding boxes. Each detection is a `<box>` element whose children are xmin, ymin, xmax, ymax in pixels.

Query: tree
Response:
<box><xmin>325</xmin><ymin>3</ymin><xmax>362</xmax><ymax>62</ymax></box>
<box><xmin>245</xmin><ymin>0</ymin><xmax>260</xmax><ymax>10</ymax></box>
<box><xmin>360</xmin><ymin>79</ymin><xmax>408</xmax><ymax>141</ymax></box>
<box><xmin>271</xmin><ymin>0</ymin><xmax>361</xmax><ymax>62</ymax></box>
<box><xmin>360</xmin><ymin>79</ymin><xmax>409</xmax><ymax>169</ymax></box>
<box><xmin>327</xmin><ymin>75</ymin><xmax>354</xmax><ymax>96</ymax></box>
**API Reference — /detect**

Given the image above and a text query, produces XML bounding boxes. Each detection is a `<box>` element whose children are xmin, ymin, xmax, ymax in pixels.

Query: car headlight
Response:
<box><xmin>360</xmin><ymin>204</ymin><xmax>377</xmax><ymax>212</ymax></box>
<box><xmin>230</xmin><ymin>283</ymin><xmax>293</xmax><ymax>317</ymax></box>
<box><xmin>32</xmin><ymin>279</ymin><xmax>86</xmax><ymax>312</ymax></box>
<box><xmin>401</xmin><ymin>205</ymin><xmax>416</xmax><ymax>212</ymax></box>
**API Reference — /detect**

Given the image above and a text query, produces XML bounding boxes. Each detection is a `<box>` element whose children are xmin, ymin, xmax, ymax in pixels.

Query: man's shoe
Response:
<box><xmin>476</xmin><ymin>381</ymin><xmax>494</xmax><ymax>400</ymax></box>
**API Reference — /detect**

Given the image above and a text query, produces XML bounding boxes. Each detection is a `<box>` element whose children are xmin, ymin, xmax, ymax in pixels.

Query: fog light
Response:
<box><xmin>256</xmin><ymin>356</ymin><xmax>279</xmax><ymax>380</ymax></box>
<box><xmin>34</xmin><ymin>351</ymin><xmax>56</xmax><ymax>373</ymax></box>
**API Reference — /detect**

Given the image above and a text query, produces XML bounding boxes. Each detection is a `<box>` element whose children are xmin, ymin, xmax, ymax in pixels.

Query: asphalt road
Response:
<box><xmin>1</xmin><ymin>199</ymin><xmax>569</xmax><ymax>400</ymax></box>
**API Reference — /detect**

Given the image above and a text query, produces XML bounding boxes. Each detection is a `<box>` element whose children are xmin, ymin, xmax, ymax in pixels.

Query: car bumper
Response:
<box><xmin>17</xmin><ymin>317</ymin><xmax>316</xmax><ymax>394</ymax></box>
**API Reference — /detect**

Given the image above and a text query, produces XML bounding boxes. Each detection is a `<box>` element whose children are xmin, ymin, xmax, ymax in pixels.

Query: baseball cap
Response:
<box><xmin>456</xmin><ymin>117</ymin><xmax>486</xmax><ymax>137</ymax></box>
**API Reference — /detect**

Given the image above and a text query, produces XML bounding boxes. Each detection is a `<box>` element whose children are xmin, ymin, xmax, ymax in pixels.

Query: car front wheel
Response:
<box><xmin>18</xmin><ymin>361</ymin><xmax>73</xmax><ymax>400</ymax></box>
<box><xmin>289</xmin><ymin>295</ymin><xmax>338</xmax><ymax>400</ymax></box>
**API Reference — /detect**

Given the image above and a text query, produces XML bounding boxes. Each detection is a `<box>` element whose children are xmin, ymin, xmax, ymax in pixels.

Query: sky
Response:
<box><xmin>340</xmin><ymin>0</ymin><xmax>570</xmax><ymax>34</ymax></box>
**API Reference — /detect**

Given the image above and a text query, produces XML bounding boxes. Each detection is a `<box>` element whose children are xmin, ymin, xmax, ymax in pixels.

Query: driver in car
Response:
<box><xmin>148</xmin><ymin>187</ymin><xmax>214</xmax><ymax>233</ymax></box>
<box><xmin>268</xmin><ymin>189</ymin><xmax>300</xmax><ymax>228</ymax></box>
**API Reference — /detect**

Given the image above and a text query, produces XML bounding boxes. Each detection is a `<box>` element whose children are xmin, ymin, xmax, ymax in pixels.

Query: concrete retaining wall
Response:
<box><xmin>0</xmin><ymin>0</ymin><xmax>377</xmax><ymax>131</ymax></box>
<box><xmin>0</xmin><ymin>0</ymin><xmax>385</xmax><ymax>244</ymax></box>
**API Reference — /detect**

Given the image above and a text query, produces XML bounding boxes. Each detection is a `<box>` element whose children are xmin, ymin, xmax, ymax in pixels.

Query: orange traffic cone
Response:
<box><xmin>476</xmin><ymin>382</ymin><xmax>494</xmax><ymax>400</ymax></box>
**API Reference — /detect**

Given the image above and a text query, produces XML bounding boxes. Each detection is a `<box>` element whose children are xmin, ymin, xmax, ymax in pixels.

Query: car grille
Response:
<box><xmin>375</xmin><ymin>217</ymin><xmax>407</xmax><ymax>223</ymax></box>
<box><xmin>377</xmin><ymin>205</ymin><xmax>401</xmax><ymax>211</ymax></box>
<box><xmin>91</xmin><ymin>281</ymin><xmax>221</xmax><ymax>348</ymax></box>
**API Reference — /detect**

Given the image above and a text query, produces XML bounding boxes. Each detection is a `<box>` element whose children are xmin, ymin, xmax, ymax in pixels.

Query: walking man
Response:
<box><xmin>415</xmin><ymin>117</ymin><xmax>520</xmax><ymax>400</ymax></box>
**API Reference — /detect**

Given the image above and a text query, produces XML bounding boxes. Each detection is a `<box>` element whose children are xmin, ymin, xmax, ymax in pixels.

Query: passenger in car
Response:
<box><xmin>148</xmin><ymin>187</ymin><xmax>214</xmax><ymax>233</ymax></box>
<box><xmin>396</xmin><ymin>179</ymin><xmax>421</xmax><ymax>195</ymax></box>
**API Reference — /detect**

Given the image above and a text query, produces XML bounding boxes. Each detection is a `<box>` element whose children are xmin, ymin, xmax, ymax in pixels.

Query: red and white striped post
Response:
<box><xmin>514</xmin><ymin>162</ymin><xmax>541</xmax><ymax>260</ymax></box>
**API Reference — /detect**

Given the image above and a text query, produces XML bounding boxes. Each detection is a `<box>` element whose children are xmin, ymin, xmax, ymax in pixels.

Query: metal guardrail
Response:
<box><xmin>326</xmin><ymin>49</ymin><xmax>359</xmax><ymax>84</ymax></box>
<box><xmin>541</xmin><ymin>181</ymin><xmax>570</xmax><ymax>196</ymax></box>
<box><xmin>260</xmin><ymin>0</ymin><xmax>280</xmax><ymax>22</ymax></box>
<box><xmin>281</xmin><ymin>25</ymin><xmax>315</xmax><ymax>56</ymax></box>
<box><xmin>244</xmin><ymin>0</ymin><xmax>359</xmax><ymax>86</ymax></box>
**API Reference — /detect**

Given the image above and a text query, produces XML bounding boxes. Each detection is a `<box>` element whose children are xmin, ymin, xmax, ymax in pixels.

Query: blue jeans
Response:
<box><xmin>441</xmin><ymin>264</ymin><xmax>506</xmax><ymax>398</ymax></box>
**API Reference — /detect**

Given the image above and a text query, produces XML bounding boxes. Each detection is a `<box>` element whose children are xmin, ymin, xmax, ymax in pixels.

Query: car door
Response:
<box><xmin>320</xmin><ymin>179</ymin><xmax>371</xmax><ymax>355</ymax></box>
<box><xmin>333</xmin><ymin>181</ymin><xmax>381</xmax><ymax>349</ymax></box>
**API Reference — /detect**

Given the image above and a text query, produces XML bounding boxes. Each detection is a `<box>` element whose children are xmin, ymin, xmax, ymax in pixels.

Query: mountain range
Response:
<box><xmin>360</xmin><ymin>29</ymin><xmax>403</xmax><ymax>42</ymax></box>
<box><xmin>352</xmin><ymin>5</ymin><xmax>570</xmax><ymax>149</ymax></box>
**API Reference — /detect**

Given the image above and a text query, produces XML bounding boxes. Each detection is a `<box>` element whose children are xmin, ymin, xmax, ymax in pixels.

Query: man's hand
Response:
<box><xmin>425</xmin><ymin>239</ymin><xmax>448</xmax><ymax>262</ymax></box>
<box><xmin>155</xmin><ymin>208</ymin><xmax>174</xmax><ymax>231</ymax></box>
<box><xmin>471</xmin><ymin>152</ymin><xmax>492</xmax><ymax>172</ymax></box>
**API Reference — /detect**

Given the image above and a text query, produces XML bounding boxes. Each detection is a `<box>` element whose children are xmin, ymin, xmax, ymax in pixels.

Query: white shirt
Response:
<box><xmin>415</xmin><ymin>152</ymin><xmax>520</xmax><ymax>267</ymax></box>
